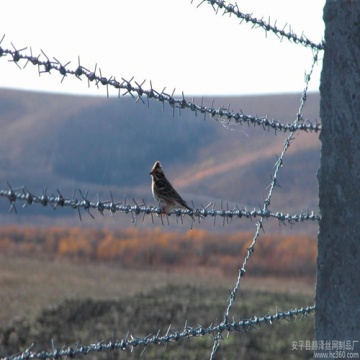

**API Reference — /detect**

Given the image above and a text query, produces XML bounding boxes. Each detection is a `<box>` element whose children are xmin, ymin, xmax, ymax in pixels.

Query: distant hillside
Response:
<box><xmin>0</xmin><ymin>88</ymin><xmax>320</xmax><ymax>232</ymax></box>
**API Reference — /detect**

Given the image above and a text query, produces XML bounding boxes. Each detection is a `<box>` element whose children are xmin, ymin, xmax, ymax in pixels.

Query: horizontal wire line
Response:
<box><xmin>195</xmin><ymin>0</ymin><xmax>325</xmax><ymax>51</ymax></box>
<box><xmin>0</xmin><ymin>39</ymin><xmax>321</xmax><ymax>133</ymax></box>
<box><xmin>4</xmin><ymin>305</ymin><xmax>315</xmax><ymax>360</ymax></box>
<box><xmin>0</xmin><ymin>187</ymin><xmax>321</xmax><ymax>223</ymax></box>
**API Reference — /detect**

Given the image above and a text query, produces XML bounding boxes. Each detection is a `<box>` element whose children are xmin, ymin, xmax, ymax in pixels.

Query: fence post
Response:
<box><xmin>316</xmin><ymin>0</ymin><xmax>360</xmax><ymax>353</ymax></box>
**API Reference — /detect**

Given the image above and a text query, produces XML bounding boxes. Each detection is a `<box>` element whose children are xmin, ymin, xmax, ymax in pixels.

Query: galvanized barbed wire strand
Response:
<box><xmin>0</xmin><ymin>186</ymin><xmax>321</xmax><ymax>224</ymax></box>
<box><xmin>194</xmin><ymin>0</ymin><xmax>325</xmax><ymax>51</ymax></box>
<box><xmin>0</xmin><ymin>38</ymin><xmax>321</xmax><ymax>134</ymax></box>
<box><xmin>223</xmin><ymin>49</ymin><xmax>320</xmax><ymax>318</ymax></box>
<box><xmin>210</xmin><ymin>50</ymin><xmax>320</xmax><ymax>360</ymax></box>
<box><xmin>3</xmin><ymin>305</ymin><xmax>315</xmax><ymax>360</ymax></box>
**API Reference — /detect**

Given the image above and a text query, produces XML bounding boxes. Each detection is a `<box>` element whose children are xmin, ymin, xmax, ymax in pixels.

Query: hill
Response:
<box><xmin>0</xmin><ymin>88</ymin><xmax>320</xmax><ymax>232</ymax></box>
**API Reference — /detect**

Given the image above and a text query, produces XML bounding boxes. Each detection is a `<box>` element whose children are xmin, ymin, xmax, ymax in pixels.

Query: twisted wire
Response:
<box><xmin>0</xmin><ymin>185</ymin><xmax>320</xmax><ymax>224</ymax></box>
<box><xmin>194</xmin><ymin>0</ymin><xmax>325</xmax><ymax>51</ymax></box>
<box><xmin>209</xmin><ymin>50</ymin><xmax>320</xmax><ymax>359</ymax></box>
<box><xmin>3</xmin><ymin>305</ymin><xmax>315</xmax><ymax>360</ymax></box>
<box><xmin>0</xmin><ymin>36</ymin><xmax>321</xmax><ymax>134</ymax></box>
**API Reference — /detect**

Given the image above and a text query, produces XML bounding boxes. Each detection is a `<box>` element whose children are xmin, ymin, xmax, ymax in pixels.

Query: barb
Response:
<box><xmin>0</xmin><ymin>37</ymin><xmax>321</xmax><ymax>133</ymax></box>
<box><xmin>0</xmin><ymin>186</ymin><xmax>320</xmax><ymax>224</ymax></box>
<box><xmin>194</xmin><ymin>0</ymin><xmax>325</xmax><ymax>51</ymax></box>
<box><xmin>4</xmin><ymin>305</ymin><xmax>315</xmax><ymax>360</ymax></box>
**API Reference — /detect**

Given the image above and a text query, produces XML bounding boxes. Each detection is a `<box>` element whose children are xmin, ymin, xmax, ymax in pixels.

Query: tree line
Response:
<box><xmin>0</xmin><ymin>226</ymin><xmax>316</xmax><ymax>277</ymax></box>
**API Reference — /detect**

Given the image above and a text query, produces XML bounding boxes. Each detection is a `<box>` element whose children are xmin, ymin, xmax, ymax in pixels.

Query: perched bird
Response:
<box><xmin>150</xmin><ymin>160</ymin><xmax>193</xmax><ymax>214</ymax></box>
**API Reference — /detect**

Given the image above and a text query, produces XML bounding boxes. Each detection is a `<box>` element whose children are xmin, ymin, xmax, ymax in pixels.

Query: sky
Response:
<box><xmin>0</xmin><ymin>0</ymin><xmax>325</xmax><ymax>97</ymax></box>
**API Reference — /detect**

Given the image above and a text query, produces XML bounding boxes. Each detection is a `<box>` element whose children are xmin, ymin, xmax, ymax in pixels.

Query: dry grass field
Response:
<box><xmin>0</xmin><ymin>255</ymin><xmax>315</xmax><ymax>359</ymax></box>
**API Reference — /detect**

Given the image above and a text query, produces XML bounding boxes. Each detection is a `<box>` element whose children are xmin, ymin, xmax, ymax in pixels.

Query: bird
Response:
<box><xmin>150</xmin><ymin>160</ymin><xmax>193</xmax><ymax>214</ymax></box>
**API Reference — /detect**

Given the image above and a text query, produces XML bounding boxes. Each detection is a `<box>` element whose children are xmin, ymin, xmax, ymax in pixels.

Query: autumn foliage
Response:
<box><xmin>0</xmin><ymin>226</ymin><xmax>316</xmax><ymax>277</ymax></box>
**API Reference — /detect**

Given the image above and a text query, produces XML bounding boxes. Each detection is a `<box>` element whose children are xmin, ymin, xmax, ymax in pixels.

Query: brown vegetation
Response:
<box><xmin>0</xmin><ymin>226</ymin><xmax>316</xmax><ymax>277</ymax></box>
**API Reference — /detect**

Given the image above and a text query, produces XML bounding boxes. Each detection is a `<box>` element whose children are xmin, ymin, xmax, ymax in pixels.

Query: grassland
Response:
<box><xmin>0</xmin><ymin>255</ymin><xmax>315</xmax><ymax>359</ymax></box>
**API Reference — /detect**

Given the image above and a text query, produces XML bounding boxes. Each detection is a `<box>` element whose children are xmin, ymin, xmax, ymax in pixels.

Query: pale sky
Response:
<box><xmin>0</xmin><ymin>0</ymin><xmax>325</xmax><ymax>97</ymax></box>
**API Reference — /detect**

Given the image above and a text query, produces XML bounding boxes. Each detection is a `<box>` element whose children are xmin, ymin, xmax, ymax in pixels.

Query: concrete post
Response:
<box><xmin>316</xmin><ymin>0</ymin><xmax>360</xmax><ymax>354</ymax></box>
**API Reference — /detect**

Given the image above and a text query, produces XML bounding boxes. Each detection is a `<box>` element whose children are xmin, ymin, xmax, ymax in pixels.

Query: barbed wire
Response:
<box><xmin>0</xmin><ymin>2</ymin><xmax>322</xmax><ymax>358</ymax></box>
<box><xmin>209</xmin><ymin>48</ymin><xmax>320</xmax><ymax>359</ymax></box>
<box><xmin>194</xmin><ymin>0</ymin><xmax>325</xmax><ymax>51</ymax></box>
<box><xmin>2</xmin><ymin>305</ymin><xmax>315</xmax><ymax>360</ymax></box>
<box><xmin>0</xmin><ymin>185</ymin><xmax>320</xmax><ymax>225</ymax></box>
<box><xmin>0</xmin><ymin>35</ymin><xmax>321</xmax><ymax>134</ymax></box>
